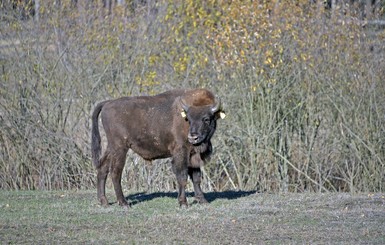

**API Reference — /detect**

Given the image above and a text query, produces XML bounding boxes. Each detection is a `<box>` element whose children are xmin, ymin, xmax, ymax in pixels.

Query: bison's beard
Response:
<box><xmin>194</xmin><ymin>141</ymin><xmax>209</xmax><ymax>153</ymax></box>
<box><xmin>189</xmin><ymin>141</ymin><xmax>212</xmax><ymax>168</ymax></box>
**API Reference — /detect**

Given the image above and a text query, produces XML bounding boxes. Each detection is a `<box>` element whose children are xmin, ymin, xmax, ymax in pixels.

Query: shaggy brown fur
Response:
<box><xmin>91</xmin><ymin>89</ymin><xmax>224</xmax><ymax>207</ymax></box>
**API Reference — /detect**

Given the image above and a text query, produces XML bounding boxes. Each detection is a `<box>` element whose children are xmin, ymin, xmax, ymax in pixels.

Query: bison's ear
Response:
<box><xmin>215</xmin><ymin>110</ymin><xmax>226</xmax><ymax>120</ymax></box>
<box><xmin>178</xmin><ymin>96</ymin><xmax>189</xmax><ymax>119</ymax></box>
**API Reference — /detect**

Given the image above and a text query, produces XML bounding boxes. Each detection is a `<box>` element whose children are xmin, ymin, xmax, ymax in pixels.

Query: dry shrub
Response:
<box><xmin>0</xmin><ymin>0</ymin><xmax>384</xmax><ymax>192</ymax></box>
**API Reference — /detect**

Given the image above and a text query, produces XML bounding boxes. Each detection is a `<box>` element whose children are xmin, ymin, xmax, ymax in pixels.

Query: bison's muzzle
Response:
<box><xmin>188</xmin><ymin>133</ymin><xmax>202</xmax><ymax>145</ymax></box>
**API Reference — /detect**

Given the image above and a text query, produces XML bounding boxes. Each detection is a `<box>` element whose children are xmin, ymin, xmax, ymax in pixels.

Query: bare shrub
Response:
<box><xmin>0</xmin><ymin>0</ymin><xmax>384</xmax><ymax>193</ymax></box>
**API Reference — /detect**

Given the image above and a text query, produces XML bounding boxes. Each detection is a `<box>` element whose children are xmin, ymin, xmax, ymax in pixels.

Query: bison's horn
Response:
<box><xmin>179</xmin><ymin>97</ymin><xmax>189</xmax><ymax>112</ymax></box>
<box><xmin>211</xmin><ymin>98</ymin><xmax>221</xmax><ymax>113</ymax></box>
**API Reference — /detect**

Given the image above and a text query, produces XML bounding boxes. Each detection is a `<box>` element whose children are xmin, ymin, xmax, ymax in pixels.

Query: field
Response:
<box><xmin>1</xmin><ymin>2</ymin><xmax>385</xmax><ymax>244</ymax></box>
<box><xmin>1</xmin><ymin>191</ymin><xmax>384</xmax><ymax>244</ymax></box>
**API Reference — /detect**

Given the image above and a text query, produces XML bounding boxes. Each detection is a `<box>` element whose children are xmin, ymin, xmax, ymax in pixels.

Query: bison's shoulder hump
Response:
<box><xmin>182</xmin><ymin>89</ymin><xmax>216</xmax><ymax>106</ymax></box>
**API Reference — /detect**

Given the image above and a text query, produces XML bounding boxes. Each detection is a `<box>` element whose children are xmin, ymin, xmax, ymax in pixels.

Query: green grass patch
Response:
<box><xmin>1</xmin><ymin>191</ymin><xmax>384</xmax><ymax>244</ymax></box>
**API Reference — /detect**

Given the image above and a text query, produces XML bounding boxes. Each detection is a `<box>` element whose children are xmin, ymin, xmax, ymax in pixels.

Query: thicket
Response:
<box><xmin>1</xmin><ymin>0</ymin><xmax>384</xmax><ymax>193</ymax></box>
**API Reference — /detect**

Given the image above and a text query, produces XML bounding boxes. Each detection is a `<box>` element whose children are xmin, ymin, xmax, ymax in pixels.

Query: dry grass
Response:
<box><xmin>1</xmin><ymin>191</ymin><xmax>384</xmax><ymax>244</ymax></box>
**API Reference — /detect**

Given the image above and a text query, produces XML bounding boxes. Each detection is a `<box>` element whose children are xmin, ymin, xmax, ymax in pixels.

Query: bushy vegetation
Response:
<box><xmin>1</xmin><ymin>0</ymin><xmax>384</xmax><ymax>193</ymax></box>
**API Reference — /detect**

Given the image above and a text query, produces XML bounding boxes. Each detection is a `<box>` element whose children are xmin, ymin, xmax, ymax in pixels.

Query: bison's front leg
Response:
<box><xmin>172</xmin><ymin>154</ymin><xmax>189</xmax><ymax>207</ymax></box>
<box><xmin>188</xmin><ymin>167</ymin><xmax>208</xmax><ymax>204</ymax></box>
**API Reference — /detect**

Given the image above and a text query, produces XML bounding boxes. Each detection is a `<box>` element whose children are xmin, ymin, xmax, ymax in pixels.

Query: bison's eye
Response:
<box><xmin>203</xmin><ymin>117</ymin><xmax>210</xmax><ymax>124</ymax></box>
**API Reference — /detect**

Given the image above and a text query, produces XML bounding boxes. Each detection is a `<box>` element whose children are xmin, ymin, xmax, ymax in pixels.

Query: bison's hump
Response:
<box><xmin>181</xmin><ymin>89</ymin><xmax>216</xmax><ymax>107</ymax></box>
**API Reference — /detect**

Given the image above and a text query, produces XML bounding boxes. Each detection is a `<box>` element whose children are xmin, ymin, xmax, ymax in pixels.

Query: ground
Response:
<box><xmin>0</xmin><ymin>190</ymin><xmax>384</xmax><ymax>244</ymax></box>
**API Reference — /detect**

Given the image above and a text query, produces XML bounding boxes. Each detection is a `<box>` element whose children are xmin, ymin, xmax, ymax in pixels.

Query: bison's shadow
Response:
<box><xmin>126</xmin><ymin>190</ymin><xmax>256</xmax><ymax>206</ymax></box>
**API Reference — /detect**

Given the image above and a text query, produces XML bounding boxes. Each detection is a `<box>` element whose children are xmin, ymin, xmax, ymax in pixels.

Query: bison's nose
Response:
<box><xmin>188</xmin><ymin>134</ymin><xmax>200</xmax><ymax>144</ymax></box>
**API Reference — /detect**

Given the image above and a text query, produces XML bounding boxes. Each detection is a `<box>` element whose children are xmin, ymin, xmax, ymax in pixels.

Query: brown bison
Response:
<box><xmin>91</xmin><ymin>89</ymin><xmax>225</xmax><ymax>207</ymax></box>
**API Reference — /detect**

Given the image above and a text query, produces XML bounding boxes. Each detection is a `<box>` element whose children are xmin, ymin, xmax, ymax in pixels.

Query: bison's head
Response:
<box><xmin>180</xmin><ymin>97</ymin><xmax>225</xmax><ymax>145</ymax></box>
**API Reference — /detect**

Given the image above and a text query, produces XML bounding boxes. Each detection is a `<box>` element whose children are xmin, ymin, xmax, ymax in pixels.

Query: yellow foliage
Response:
<box><xmin>136</xmin><ymin>71</ymin><xmax>160</xmax><ymax>95</ymax></box>
<box><xmin>56</xmin><ymin>0</ymin><xmax>372</xmax><ymax>92</ymax></box>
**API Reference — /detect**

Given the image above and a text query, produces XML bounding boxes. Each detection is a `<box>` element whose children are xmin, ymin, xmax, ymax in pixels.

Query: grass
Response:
<box><xmin>1</xmin><ymin>190</ymin><xmax>384</xmax><ymax>244</ymax></box>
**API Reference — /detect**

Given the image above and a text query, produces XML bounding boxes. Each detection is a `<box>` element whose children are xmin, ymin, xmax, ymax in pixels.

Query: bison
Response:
<box><xmin>91</xmin><ymin>89</ymin><xmax>225</xmax><ymax>207</ymax></box>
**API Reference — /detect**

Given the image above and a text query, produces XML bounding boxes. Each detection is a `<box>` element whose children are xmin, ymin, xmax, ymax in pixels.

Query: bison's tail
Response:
<box><xmin>91</xmin><ymin>101</ymin><xmax>108</xmax><ymax>169</ymax></box>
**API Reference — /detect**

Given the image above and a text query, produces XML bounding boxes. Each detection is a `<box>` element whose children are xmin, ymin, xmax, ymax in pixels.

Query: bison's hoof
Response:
<box><xmin>99</xmin><ymin>196</ymin><xmax>109</xmax><ymax>207</ymax></box>
<box><xmin>193</xmin><ymin>196</ymin><xmax>208</xmax><ymax>205</ymax></box>
<box><xmin>118</xmin><ymin>200</ymin><xmax>129</xmax><ymax>207</ymax></box>
<box><xmin>179</xmin><ymin>201</ymin><xmax>189</xmax><ymax>208</ymax></box>
<box><xmin>197</xmin><ymin>198</ymin><xmax>208</xmax><ymax>204</ymax></box>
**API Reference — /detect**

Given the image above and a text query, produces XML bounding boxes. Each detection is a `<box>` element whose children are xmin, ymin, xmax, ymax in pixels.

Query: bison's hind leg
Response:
<box><xmin>97</xmin><ymin>151</ymin><xmax>111</xmax><ymax>207</ymax></box>
<box><xmin>110</xmin><ymin>148</ymin><xmax>129</xmax><ymax>206</ymax></box>
<box><xmin>97</xmin><ymin>147</ymin><xmax>129</xmax><ymax>207</ymax></box>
